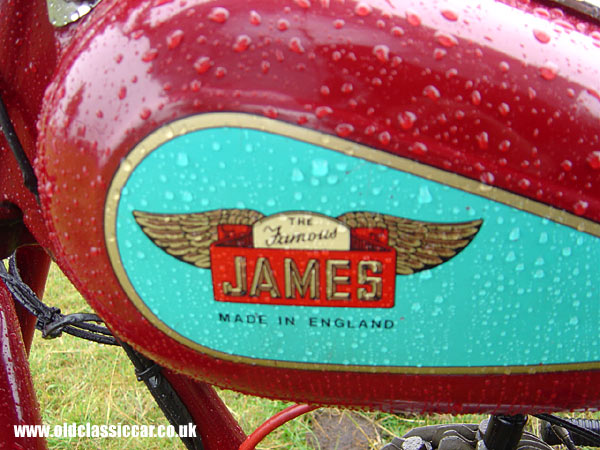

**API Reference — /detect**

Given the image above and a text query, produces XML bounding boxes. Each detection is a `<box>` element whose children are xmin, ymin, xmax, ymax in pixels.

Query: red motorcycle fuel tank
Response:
<box><xmin>36</xmin><ymin>0</ymin><xmax>600</xmax><ymax>413</ymax></box>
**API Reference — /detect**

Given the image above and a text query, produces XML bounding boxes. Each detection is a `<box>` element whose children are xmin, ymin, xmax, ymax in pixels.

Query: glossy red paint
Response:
<box><xmin>1</xmin><ymin>0</ymin><xmax>599</xmax><ymax>422</ymax></box>
<box><xmin>0</xmin><ymin>271</ymin><xmax>47</xmax><ymax>450</ymax></box>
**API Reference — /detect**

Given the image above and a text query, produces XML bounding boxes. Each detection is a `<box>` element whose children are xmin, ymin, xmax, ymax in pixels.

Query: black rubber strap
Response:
<box><xmin>0</xmin><ymin>253</ymin><xmax>117</xmax><ymax>345</ymax></box>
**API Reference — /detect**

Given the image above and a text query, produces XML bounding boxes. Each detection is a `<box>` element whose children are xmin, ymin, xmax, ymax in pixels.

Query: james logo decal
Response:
<box><xmin>133</xmin><ymin>209</ymin><xmax>482</xmax><ymax>308</ymax></box>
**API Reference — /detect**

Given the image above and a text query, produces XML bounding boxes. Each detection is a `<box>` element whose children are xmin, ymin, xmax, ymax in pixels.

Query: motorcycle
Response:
<box><xmin>1</xmin><ymin>0</ymin><xmax>599</xmax><ymax>448</ymax></box>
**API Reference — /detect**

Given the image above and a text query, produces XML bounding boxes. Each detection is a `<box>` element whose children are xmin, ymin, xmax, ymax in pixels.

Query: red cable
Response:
<box><xmin>238</xmin><ymin>404</ymin><xmax>319</xmax><ymax>450</ymax></box>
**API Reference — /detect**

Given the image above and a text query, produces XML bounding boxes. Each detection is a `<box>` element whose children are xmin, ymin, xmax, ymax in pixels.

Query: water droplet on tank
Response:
<box><xmin>249</xmin><ymin>10</ymin><xmax>261</xmax><ymax>25</ymax></box>
<box><xmin>391</xmin><ymin>26</ymin><xmax>405</xmax><ymax>37</ymax></box>
<box><xmin>505</xmin><ymin>251</ymin><xmax>516</xmax><ymax>262</ymax></box>
<box><xmin>140</xmin><ymin>108</ymin><xmax>151</xmax><ymax>120</ymax></box>
<box><xmin>573</xmin><ymin>200</ymin><xmax>588</xmax><ymax>215</ymax></box>
<box><xmin>498</xmin><ymin>102</ymin><xmax>510</xmax><ymax>116</ymax></box>
<box><xmin>335</xmin><ymin>123</ymin><xmax>354</xmax><ymax>137</ymax></box>
<box><xmin>176</xmin><ymin>153</ymin><xmax>189</xmax><ymax>167</ymax></box>
<box><xmin>540</xmin><ymin>61</ymin><xmax>558</xmax><ymax>80</ymax></box>
<box><xmin>406</xmin><ymin>9</ymin><xmax>421</xmax><ymax>26</ymax></box>
<box><xmin>441</xmin><ymin>9</ymin><xmax>458</xmax><ymax>21</ymax></box>
<box><xmin>398</xmin><ymin>111</ymin><xmax>417</xmax><ymax>130</ymax></box>
<box><xmin>312</xmin><ymin>159</ymin><xmax>329</xmax><ymax>176</ymax></box>
<box><xmin>533</xmin><ymin>29</ymin><xmax>551</xmax><ymax>43</ymax></box>
<box><xmin>587</xmin><ymin>151</ymin><xmax>600</xmax><ymax>169</ymax></box>
<box><xmin>295</xmin><ymin>0</ymin><xmax>311</xmax><ymax>8</ymax></box>
<box><xmin>289</xmin><ymin>37</ymin><xmax>305</xmax><ymax>53</ymax></box>
<box><xmin>277</xmin><ymin>19</ymin><xmax>290</xmax><ymax>31</ymax></box>
<box><xmin>233</xmin><ymin>34</ymin><xmax>251</xmax><ymax>52</ymax></box>
<box><xmin>509</xmin><ymin>227</ymin><xmax>520</xmax><ymax>241</ymax></box>
<box><xmin>166</xmin><ymin>29</ymin><xmax>184</xmax><ymax>49</ymax></box>
<box><xmin>539</xmin><ymin>232</ymin><xmax>548</xmax><ymax>244</ymax></box>
<box><xmin>208</xmin><ymin>7</ymin><xmax>230</xmax><ymax>23</ymax></box>
<box><xmin>435</xmin><ymin>31</ymin><xmax>458</xmax><ymax>48</ymax></box>
<box><xmin>562</xmin><ymin>247</ymin><xmax>572</xmax><ymax>257</ymax></box>
<box><xmin>291</xmin><ymin>168</ymin><xmax>305</xmax><ymax>181</ymax></box>
<box><xmin>418</xmin><ymin>186</ymin><xmax>432</xmax><ymax>204</ymax></box>
<box><xmin>423</xmin><ymin>85</ymin><xmax>441</xmax><ymax>100</ymax></box>
<box><xmin>194</xmin><ymin>56</ymin><xmax>213</xmax><ymax>74</ymax></box>
<box><xmin>355</xmin><ymin>2</ymin><xmax>372</xmax><ymax>16</ymax></box>
<box><xmin>181</xmin><ymin>191</ymin><xmax>193</xmax><ymax>202</ymax></box>
<box><xmin>373</xmin><ymin>44</ymin><xmax>390</xmax><ymax>62</ymax></box>
<box><xmin>410</xmin><ymin>142</ymin><xmax>428</xmax><ymax>155</ymax></box>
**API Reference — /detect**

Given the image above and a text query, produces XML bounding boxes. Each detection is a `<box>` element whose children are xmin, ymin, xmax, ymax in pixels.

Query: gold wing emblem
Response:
<box><xmin>336</xmin><ymin>212</ymin><xmax>482</xmax><ymax>275</ymax></box>
<box><xmin>133</xmin><ymin>209</ymin><xmax>264</xmax><ymax>268</ymax></box>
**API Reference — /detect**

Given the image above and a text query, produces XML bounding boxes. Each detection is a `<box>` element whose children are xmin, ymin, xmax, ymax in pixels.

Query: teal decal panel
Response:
<box><xmin>113</xmin><ymin>125</ymin><xmax>599</xmax><ymax>369</ymax></box>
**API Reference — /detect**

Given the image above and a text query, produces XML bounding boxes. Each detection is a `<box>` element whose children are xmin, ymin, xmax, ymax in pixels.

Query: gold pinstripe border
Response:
<box><xmin>104</xmin><ymin>112</ymin><xmax>600</xmax><ymax>374</ymax></box>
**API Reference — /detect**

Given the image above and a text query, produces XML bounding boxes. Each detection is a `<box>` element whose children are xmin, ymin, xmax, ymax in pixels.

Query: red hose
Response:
<box><xmin>238</xmin><ymin>404</ymin><xmax>319</xmax><ymax>450</ymax></box>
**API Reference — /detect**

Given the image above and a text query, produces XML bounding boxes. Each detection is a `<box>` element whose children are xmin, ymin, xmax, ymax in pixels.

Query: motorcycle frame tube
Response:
<box><xmin>0</xmin><ymin>269</ymin><xmax>48</xmax><ymax>450</ymax></box>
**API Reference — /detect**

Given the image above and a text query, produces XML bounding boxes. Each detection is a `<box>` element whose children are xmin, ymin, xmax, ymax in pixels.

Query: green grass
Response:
<box><xmin>24</xmin><ymin>263</ymin><xmax>596</xmax><ymax>449</ymax></box>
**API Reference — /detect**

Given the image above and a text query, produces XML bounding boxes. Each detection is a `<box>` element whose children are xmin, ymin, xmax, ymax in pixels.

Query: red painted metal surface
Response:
<box><xmin>12</xmin><ymin>247</ymin><xmax>51</xmax><ymax>355</ymax></box>
<box><xmin>0</xmin><ymin>273</ymin><xmax>47</xmax><ymax>450</ymax></box>
<box><xmin>161</xmin><ymin>370</ymin><xmax>246</xmax><ymax>450</ymax></box>
<box><xmin>0</xmin><ymin>0</ymin><xmax>599</xmax><ymax>431</ymax></box>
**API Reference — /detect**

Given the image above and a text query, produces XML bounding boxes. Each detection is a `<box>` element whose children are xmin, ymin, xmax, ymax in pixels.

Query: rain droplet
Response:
<box><xmin>498</xmin><ymin>102</ymin><xmax>510</xmax><ymax>116</ymax></box>
<box><xmin>410</xmin><ymin>142</ymin><xmax>428</xmax><ymax>155</ymax></box>
<box><xmin>406</xmin><ymin>9</ymin><xmax>421</xmax><ymax>26</ymax></box>
<box><xmin>291</xmin><ymin>168</ymin><xmax>304</xmax><ymax>181</ymax></box>
<box><xmin>476</xmin><ymin>131</ymin><xmax>489</xmax><ymax>149</ymax></box>
<box><xmin>333</xmin><ymin>19</ymin><xmax>344</xmax><ymax>29</ymax></box>
<box><xmin>167</xmin><ymin>29</ymin><xmax>184</xmax><ymax>49</ymax></box>
<box><xmin>423</xmin><ymin>85</ymin><xmax>441</xmax><ymax>100</ymax></box>
<box><xmin>540</xmin><ymin>61</ymin><xmax>558</xmax><ymax>80</ymax></box>
<box><xmin>233</xmin><ymin>34</ymin><xmax>251</xmax><ymax>52</ymax></box>
<box><xmin>335</xmin><ymin>123</ymin><xmax>354</xmax><ymax>137</ymax></box>
<box><xmin>354</xmin><ymin>2</ymin><xmax>372</xmax><ymax>16</ymax></box>
<box><xmin>533</xmin><ymin>29</ymin><xmax>551</xmax><ymax>43</ymax></box>
<box><xmin>441</xmin><ymin>9</ymin><xmax>458</xmax><ymax>21</ymax></box>
<box><xmin>509</xmin><ymin>227</ymin><xmax>520</xmax><ymax>241</ymax></box>
<box><xmin>193</xmin><ymin>56</ymin><xmax>212</xmax><ymax>74</ymax></box>
<box><xmin>418</xmin><ymin>186</ymin><xmax>432</xmax><ymax>203</ymax></box>
<box><xmin>341</xmin><ymin>82</ymin><xmax>353</xmax><ymax>94</ymax></box>
<box><xmin>480</xmin><ymin>172</ymin><xmax>494</xmax><ymax>184</ymax></box>
<box><xmin>587</xmin><ymin>151</ymin><xmax>600</xmax><ymax>169</ymax></box>
<box><xmin>373</xmin><ymin>44</ymin><xmax>390</xmax><ymax>63</ymax></box>
<box><xmin>176</xmin><ymin>153</ymin><xmax>189</xmax><ymax>167</ymax></box>
<box><xmin>499</xmin><ymin>140</ymin><xmax>511</xmax><ymax>152</ymax></box>
<box><xmin>295</xmin><ymin>0</ymin><xmax>311</xmax><ymax>8</ymax></box>
<box><xmin>249</xmin><ymin>10</ymin><xmax>261</xmax><ymax>25</ymax></box>
<box><xmin>315</xmin><ymin>106</ymin><xmax>333</xmax><ymax>118</ymax></box>
<box><xmin>573</xmin><ymin>200</ymin><xmax>588</xmax><ymax>215</ymax></box>
<box><xmin>289</xmin><ymin>37</ymin><xmax>305</xmax><ymax>54</ymax></box>
<box><xmin>398</xmin><ymin>111</ymin><xmax>417</xmax><ymax>130</ymax></box>
<box><xmin>378</xmin><ymin>131</ymin><xmax>391</xmax><ymax>145</ymax></box>
<box><xmin>277</xmin><ymin>19</ymin><xmax>290</xmax><ymax>31</ymax></box>
<box><xmin>391</xmin><ymin>26</ymin><xmax>405</xmax><ymax>37</ymax></box>
<box><xmin>208</xmin><ymin>7</ymin><xmax>230</xmax><ymax>23</ymax></box>
<box><xmin>312</xmin><ymin>159</ymin><xmax>329</xmax><ymax>176</ymax></box>
<box><xmin>140</xmin><ymin>108</ymin><xmax>151</xmax><ymax>120</ymax></box>
<box><xmin>142</xmin><ymin>48</ymin><xmax>158</xmax><ymax>62</ymax></box>
<box><xmin>435</xmin><ymin>31</ymin><xmax>458</xmax><ymax>48</ymax></box>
